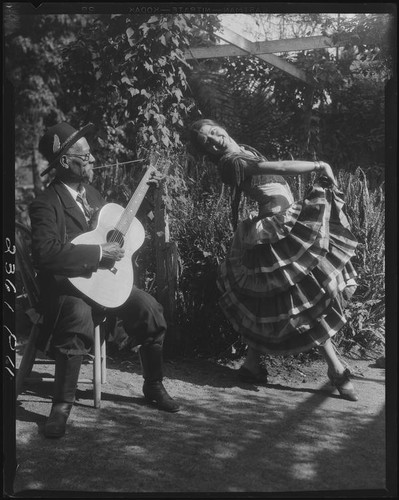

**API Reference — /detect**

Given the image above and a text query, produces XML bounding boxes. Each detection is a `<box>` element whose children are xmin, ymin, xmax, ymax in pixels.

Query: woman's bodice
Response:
<box><xmin>217</xmin><ymin>146</ymin><xmax>295</xmax><ymax>225</ymax></box>
<box><xmin>241</xmin><ymin>175</ymin><xmax>294</xmax><ymax>217</ymax></box>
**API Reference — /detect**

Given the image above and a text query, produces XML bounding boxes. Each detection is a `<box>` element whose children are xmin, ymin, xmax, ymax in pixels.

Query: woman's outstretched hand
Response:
<box><xmin>320</xmin><ymin>162</ymin><xmax>337</xmax><ymax>187</ymax></box>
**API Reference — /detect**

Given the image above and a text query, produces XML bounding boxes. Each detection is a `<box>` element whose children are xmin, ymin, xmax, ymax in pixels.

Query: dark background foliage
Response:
<box><xmin>7</xmin><ymin>10</ymin><xmax>392</xmax><ymax>360</ymax></box>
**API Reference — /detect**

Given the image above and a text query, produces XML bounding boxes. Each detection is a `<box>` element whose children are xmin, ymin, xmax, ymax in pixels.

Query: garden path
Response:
<box><xmin>12</xmin><ymin>345</ymin><xmax>388</xmax><ymax>496</ymax></box>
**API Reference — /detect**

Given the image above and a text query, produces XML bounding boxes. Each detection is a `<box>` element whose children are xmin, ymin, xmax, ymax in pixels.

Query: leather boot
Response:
<box><xmin>44</xmin><ymin>402</ymin><xmax>73</xmax><ymax>438</ymax></box>
<box><xmin>139</xmin><ymin>345</ymin><xmax>180</xmax><ymax>413</ymax></box>
<box><xmin>44</xmin><ymin>353</ymin><xmax>82</xmax><ymax>438</ymax></box>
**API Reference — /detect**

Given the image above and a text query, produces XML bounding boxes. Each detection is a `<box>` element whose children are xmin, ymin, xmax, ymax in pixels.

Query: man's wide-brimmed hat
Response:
<box><xmin>39</xmin><ymin>122</ymin><xmax>94</xmax><ymax>176</ymax></box>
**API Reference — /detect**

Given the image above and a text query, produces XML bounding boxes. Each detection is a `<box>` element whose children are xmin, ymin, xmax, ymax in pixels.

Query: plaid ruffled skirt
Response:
<box><xmin>217</xmin><ymin>182</ymin><xmax>358</xmax><ymax>355</ymax></box>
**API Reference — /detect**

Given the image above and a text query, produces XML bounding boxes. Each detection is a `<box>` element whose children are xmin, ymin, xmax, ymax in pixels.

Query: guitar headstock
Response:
<box><xmin>146</xmin><ymin>151</ymin><xmax>169</xmax><ymax>175</ymax></box>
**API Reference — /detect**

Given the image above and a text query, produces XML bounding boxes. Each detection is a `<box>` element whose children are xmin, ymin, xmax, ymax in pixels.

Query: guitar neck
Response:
<box><xmin>116</xmin><ymin>166</ymin><xmax>156</xmax><ymax>235</ymax></box>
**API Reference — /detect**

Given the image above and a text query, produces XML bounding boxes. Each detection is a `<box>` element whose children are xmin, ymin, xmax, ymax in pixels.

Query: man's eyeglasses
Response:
<box><xmin>65</xmin><ymin>153</ymin><xmax>91</xmax><ymax>162</ymax></box>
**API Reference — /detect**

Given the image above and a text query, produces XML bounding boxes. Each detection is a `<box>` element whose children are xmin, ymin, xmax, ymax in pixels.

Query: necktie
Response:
<box><xmin>76</xmin><ymin>189</ymin><xmax>94</xmax><ymax>221</ymax></box>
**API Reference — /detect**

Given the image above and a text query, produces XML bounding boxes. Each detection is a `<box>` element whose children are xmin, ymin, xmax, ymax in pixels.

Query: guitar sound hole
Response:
<box><xmin>106</xmin><ymin>229</ymin><xmax>124</xmax><ymax>247</ymax></box>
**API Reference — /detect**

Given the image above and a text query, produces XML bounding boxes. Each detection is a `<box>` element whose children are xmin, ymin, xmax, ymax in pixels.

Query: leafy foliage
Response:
<box><xmin>165</xmin><ymin>162</ymin><xmax>386</xmax><ymax>359</ymax></box>
<box><xmin>59</xmin><ymin>13</ymin><xmax>220</xmax><ymax>160</ymax></box>
<box><xmin>335</xmin><ymin>168</ymin><xmax>385</xmax><ymax>357</ymax></box>
<box><xmin>187</xmin><ymin>13</ymin><xmax>392</xmax><ymax>186</ymax></box>
<box><xmin>5</xmin><ymin>14</ymin><xmax>89</xmax><ymax>160</ymax></box>
<box><xmin>9</xmin><ymin>12</ymin><xmax>390</xmax><ymax>359</ymax></box>
<box><xmin>162</xmin><ymin>153</ymin><xmax>245</xmax><ymax>357</ymax></box>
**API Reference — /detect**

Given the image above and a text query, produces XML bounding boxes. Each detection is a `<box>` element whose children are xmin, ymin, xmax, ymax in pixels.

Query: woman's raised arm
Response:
<box><xmin>245</xmin><ymin>159</ymin><xmax>337</xmax><ymax>185</ymax></box>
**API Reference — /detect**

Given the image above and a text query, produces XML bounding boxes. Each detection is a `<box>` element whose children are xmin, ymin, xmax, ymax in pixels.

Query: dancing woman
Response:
<box><xmin>189</xmin><ymin>119</ymin><xmax>359</xmax><ymax>401</ymax></box>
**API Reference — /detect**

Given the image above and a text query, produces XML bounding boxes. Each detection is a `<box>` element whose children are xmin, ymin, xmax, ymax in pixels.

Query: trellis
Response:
<box><xmin>186</xmin><ymin>27</ymin><xmax>354</xmax><ymax>84</ymax></box>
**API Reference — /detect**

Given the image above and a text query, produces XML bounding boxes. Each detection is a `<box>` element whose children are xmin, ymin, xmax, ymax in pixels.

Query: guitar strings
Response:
<box><xmin>110</xmin><ymin>191</ymin><xmax>142</xmax><ymax>245</ymax></box>
<box><xmin>106</xmin><ymin>156</ymin><xmax>162</xmax><ymax>247</ymax></box>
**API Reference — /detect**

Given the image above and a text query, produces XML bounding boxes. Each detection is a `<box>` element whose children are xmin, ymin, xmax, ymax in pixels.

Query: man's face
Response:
<box><xmin>62</xmin><ymin>137</ymin><xmax>95</xmax><ymax>183</ymax></box>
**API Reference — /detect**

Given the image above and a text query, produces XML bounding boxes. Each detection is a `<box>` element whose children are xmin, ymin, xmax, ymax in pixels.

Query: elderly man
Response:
<box><xmin>29</xmin><ymin>122</ymin><xmax>179</xmax><ymax>438</ymax></box>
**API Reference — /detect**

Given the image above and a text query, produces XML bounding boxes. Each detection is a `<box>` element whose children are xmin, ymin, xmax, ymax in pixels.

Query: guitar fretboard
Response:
<box><xmin>112</xmin><ymin>154</ymin><xmax>161</xmax><ymax>237</ymax></box>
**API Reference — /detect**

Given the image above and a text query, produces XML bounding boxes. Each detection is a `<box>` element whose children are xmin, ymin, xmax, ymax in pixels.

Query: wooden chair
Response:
<box><xmin>15</xmin><ymin>221</ymin><xmax>107</xmax><ymax>408</ymax></box>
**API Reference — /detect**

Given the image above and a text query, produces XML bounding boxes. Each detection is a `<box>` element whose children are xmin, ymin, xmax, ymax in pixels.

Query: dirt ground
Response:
<box><xmin>10</xmin><ymin>335</ymin><xmax>389</xmax><ymax>497</ymax></box>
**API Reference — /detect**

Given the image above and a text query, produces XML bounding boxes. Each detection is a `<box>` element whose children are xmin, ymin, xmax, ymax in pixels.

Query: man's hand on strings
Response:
<box><xmin>100</xmin><ymin>242</ymin><xmax>125</xmax><ymax>262</ymax></box>
<box><xmin>147</xmin><ymin>170</ymin><xmax>164</xmax><ymax>188</ymax></box>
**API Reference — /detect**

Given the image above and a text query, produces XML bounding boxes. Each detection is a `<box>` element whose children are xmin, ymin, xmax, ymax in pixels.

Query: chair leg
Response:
<box><xmin>16</xmin><ymin>324</ymin><xmax>40</xmax><ymax>397</ymax></box>
<box><xmin>93</xmin><ymin>325</ymin><xmax>101</xmax><ymax>408</ymax></box>
<box><xmin>101</xmin><ymin>340</ymin><xmax>107</xmax><ymax>384</ymax></box>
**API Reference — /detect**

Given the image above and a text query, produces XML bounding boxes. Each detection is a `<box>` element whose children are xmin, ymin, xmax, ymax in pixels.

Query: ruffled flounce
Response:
<box><xmin>217</xmin><ymin>185</ymin><xmax>358</xmax><ymax>355</ymax></box>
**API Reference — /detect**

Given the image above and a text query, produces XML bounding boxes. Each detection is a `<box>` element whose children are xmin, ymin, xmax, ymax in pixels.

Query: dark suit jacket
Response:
<box><xmin>29</xmin><ymin>180</ymin><xmax>106</xmax><ymax>350</ymax></box>
<box><xmin>29</xmin><ymin>179</ymin><xmax>105</xmax><ymax>279</ymax></box>
<box><xmin>29</xmin><ymin>179</ymin><xmax>154</xmax><ymax>353</ymax></box>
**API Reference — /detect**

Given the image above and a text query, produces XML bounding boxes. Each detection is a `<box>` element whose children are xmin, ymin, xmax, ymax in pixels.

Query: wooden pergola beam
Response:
<box><xmin>185</xmin><ymin>34</ymin><xmax>350</xmax><ymax>60</ymax></box>
<box><xmin>256</xmin><ymin>52</ymin><xmax>310</xmax><ymax>83</ymax></box>
<box><xmin>185</xmin><ymin>42</ymin><xmax>316</xmax><ymax>84</ymax></box>
<box><xmin>215</xmin><ymin>27</ymin><xmax>310</xmax><ymax>84</ymax></box>
<box><xmin>185</xmin><ymin>29</ymin><xmax>355</xmax><ymax>85</ymax></box>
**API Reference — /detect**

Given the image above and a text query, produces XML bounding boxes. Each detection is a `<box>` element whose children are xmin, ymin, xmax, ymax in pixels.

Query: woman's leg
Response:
<box><xmin>238</xmin><ymin>346</ymin><xmax>268</xmax><ymax>384</ymax></box>
<box><xmin>242</xmin><ymin>346</ymin><xmax>262</xmax><ymax>373</ymax></box>
<box><xmin>318</xmin><ymin>338</ymin><xmax>345</xmax><ymax>372</ymax></box>
<box><xmin>318</xmin><ymin>338</ymin><xmax>348</xmax><ymax>373</ymax></box>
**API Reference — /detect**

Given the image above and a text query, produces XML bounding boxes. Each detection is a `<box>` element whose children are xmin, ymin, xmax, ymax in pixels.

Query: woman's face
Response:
<box><xmin>197</xmin><ymin>124</ymin><xmax>240</xmax><ymax>156</ymax></box>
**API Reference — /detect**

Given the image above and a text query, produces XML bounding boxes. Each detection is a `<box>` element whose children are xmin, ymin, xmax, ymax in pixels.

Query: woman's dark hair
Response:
<box><xmin>188</xmin><ymin>119</ymin><xmax>225</xmax><ymax>162</ymax></box>
<box><xmin>188</xmin><ymin>119</ymin><xmax>266</xmax><ymax>229</ymax></box>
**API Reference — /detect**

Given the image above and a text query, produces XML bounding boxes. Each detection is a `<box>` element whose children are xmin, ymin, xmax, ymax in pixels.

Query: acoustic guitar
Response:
<box><xmin>68</xmin><ymin>156</ymin><xmax>161</xmax><ymax>308</ymax></box>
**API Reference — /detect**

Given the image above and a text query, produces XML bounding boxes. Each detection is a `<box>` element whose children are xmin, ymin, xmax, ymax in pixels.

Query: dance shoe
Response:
<box><xmin>328</xmin><ymin>367</ymin><xmax>358</xmax><ymax>401</ymax></box>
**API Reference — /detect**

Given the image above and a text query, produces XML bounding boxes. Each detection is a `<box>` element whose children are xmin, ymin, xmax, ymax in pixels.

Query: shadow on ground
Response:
<box><xmin>11</xmin><ymin>352</ymin><xmax>388</xmax><ymax>496</ymax></box>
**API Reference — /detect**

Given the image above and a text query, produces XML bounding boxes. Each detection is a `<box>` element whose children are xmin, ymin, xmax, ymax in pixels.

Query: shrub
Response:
<box><xmin>167</xmin><ymin>155</ymin><xmax>242</xmax><ymax>357</ymax></box>
<box><xmin>335</xmin><ymin>167</ymin><xmax>385</xmax><ymax>357</ymax></box>
<box><xmin>15</xmin><ymin>155</ymin><xmax>385</xmax><ymax>361</ymax></box>
<box><xmin>168</xmin><ymin>164</ymin><xmax>385</xmax><ymax>360</ymax></box>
